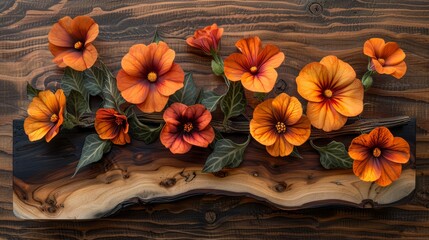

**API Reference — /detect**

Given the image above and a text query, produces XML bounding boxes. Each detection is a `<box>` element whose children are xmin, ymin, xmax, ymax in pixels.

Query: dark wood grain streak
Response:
<box><xmin>1</xmin><ymin>0</ymin><xmax>429</xmax><ymax>238</ymax></box>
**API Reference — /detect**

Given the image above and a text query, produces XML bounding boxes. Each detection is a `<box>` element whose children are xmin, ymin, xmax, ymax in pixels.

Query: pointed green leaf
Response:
<box><xmin>203</xmin><ymin>136</ymin><xmax>250</xmax><ymax>173</ymax></box>
<box><xmin>84</xmin><ymin>66</ymin><xmax>106</xmax><ymax>96</ymax></box>
<box><xmin>201</xmin><ymin>90</ymin><xmax>223</xmax><ymax>112</ymax></box>
<box><xmin>26</xmin><ymin>82</ymin><xmax>40</xmax><ymax>100</ymax></box>
<box><xmin>61</xmin><ymin>67</ymin><xmax>87</xmax><ymax>97</ymax></box>
<box><xmin>73</xmin><ymin>134</ymin><xmax>111</xmax><ymax>177</ymax></box>
<box><xmin>152</xmin><ymin>30</ymin><xmax>163</xmax><ymax>43</ymax></box>
<box><xmin>310</xmin><ymin>140</ymin><xmax>353</xmax><ymax>169</ymax></box>
<box><xmin>169</xmin><ymin>72</ymin><xmax>197</xmax><ymax>105</ymax></box>
<box><xmin>66</xmin><ymin>90</ymin><xmax>91</xmax><ymax>120</ymax></box>
<box><xmin>129</xmin><ymin>113</ymin><xmax>163</xmax><ymax>144</ymax></box>
<box><xmin>62</xmin><ymin>113</ymin><xmax>77</xmax><ymax>129</ymax></box>
<box><xmin>102</xmin><ymin>64</ymin><xmax>125</xmax><ymax>111</ymax></box>
<box><xmin>209</xmin><ymin>128</ymin><xmax>224</xmax><ymax>149</ymax></box>
<box><xmin>221</xmin><ymin>81</ymin><xmax>246</xmax><ymax>121</ymax></box>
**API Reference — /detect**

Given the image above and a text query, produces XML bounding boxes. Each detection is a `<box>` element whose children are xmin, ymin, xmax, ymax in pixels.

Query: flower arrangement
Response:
<box><xmin>25</xmin><ymin>16</ymin><xmax>410</xmax><ymax>186</ymax></box>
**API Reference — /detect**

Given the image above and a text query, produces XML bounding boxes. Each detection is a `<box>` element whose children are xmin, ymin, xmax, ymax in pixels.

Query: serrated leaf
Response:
<box><xmin>84</xmin><ymin>66</ymin><xmax>106</xmax><ymax>96</ymax></box>
<box><xmin>73</xmin><ymin>134</ymin><xmax>111</xmax><ymax>177</ymax></box>
<box><xmin>26</xmin><ymin>82</ymin><xmax>40</xmax><ymax>100</ymax></box>
<box><xmin>129</xmin><ymin>113</ymin><xmax>163</xmax><ymax>144</ymax></box>
<box><xmin>102</xmin><ymin>65</ymin><xmax>125</xmax><ymax>111</ymax></box>
<box><xmin>203</xmin><ymin>136</ymin><xmax>250</xmax><ymax>173</ymax></box>
<box><xmin>61</xmin><ymin>67</ymin><xmax>87</xmax><ymax>97</ymax></box>
<box><xmin>310</xmin><ymin>140</ymin><xmax>353</xmax><ymax>169</ymax></box>
<box><xmin>201</xmin><ymin>90</ymin><xmax>223</xmax><ymax>112</ymax></box>
<box><xmin>152</xmin><ymin>30</ymin><xmax>163</xmax><ymax>43</ymax></box>
<box><xmin>66</xmin><ymin>90</ymin><xmax>91</xmax><ymax>120</ymax></box>
<box><xmin>221</xmin><ymin>81</ymin><xmax>246</xmax><ymax>122</ymax></box>
<box><xmin>169</xmin><ymin>72</ymin><xmax>197</xmax><ymax>105</ymax></box>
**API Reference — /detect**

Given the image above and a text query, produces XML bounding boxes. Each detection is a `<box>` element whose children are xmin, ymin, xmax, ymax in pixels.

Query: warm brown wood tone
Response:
<box><xmin>1</xmin><ymin>0</ymin><xmax>429</xmax><ymax>238</ymax></box>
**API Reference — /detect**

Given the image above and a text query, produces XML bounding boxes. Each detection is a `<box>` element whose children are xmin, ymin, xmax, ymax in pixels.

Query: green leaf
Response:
<box><xmin>129</xmin><ymin>113</ymin><xmax>163</xmax><ymax>144</ymax></box>
<box><xmin>61</xmin><ymin>67</ymin><xmax>87</xmax><ymax>97</ymax></box>
<box><xmin>362</xmin><ymin>71</ymin><xmax>374</xmax><ymax>91</ymax></box>
<box><xmin>152</xmin><ymin>30</ymin><xmax>163</xmax><ymax>43</ymax></box>
<box><xmin>84</xmin><ymin>66</ymin><xmax>106</xmax><ymax>96</ymax></box>
<box><xmin>211</xmin><ymin>59</ymin><xmax>224</xmax><ymax>76</ymax></box>
<box><xmin>169</xmin><ymin>72</ymin><xmax>197</xmax><ymax>105</ymax></box>
<box><xmin>66</xmin><ymin>90</ymin><xmax>91</xmax><ymax>120</ymax></box>
<box><xmin>290</xmin><ymin>147</ymin><xmax>303</xmax><ymax>159</ymax></box>
<box><xmin>310</xmin><ymin>140</ymin><xmax>353</xmax><ymax>169</ymax></box>
<box><xmin>73</xmin><ymin>134</ymin><xmax>111</xmax><ymax>177</ymax></box>
<box><xmin>221</xmin><ymin>81</ymin><xmax>246</xmax><ymax>122</ymax></box>
<box><xmin>26</xmin><ymin>82</ymin><xmax>40</xmax><ymax>100</ymax></box>
<box><xmin>201</xmin><ymin>90</ymin><xmax>224</xmax><ymax>112</ymax></box>
<box><xmin>203</xmin><ymin>136</ymin><xmax>250</xmax><ymax>173</ymax></box>
<box><xmin>102</xmin><ymin>64</ymin><xmax>125</xmax><ymax>111</ymax></box>
<box><xmin>209</xmin><ymin>128</ymin><xmax>224</xmax><ymax>148</ymax></box>
<box><xmin>62</xmin><ymin>113</ymin><xmax>77</xmax><ymax>129</ymax></box>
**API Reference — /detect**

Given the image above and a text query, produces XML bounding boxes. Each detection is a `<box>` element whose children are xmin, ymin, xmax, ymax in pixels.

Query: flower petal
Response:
<box><xmin>363</xmin><ymin>38</ymin><xmax>385</xmax><ymax>58</ymax></box>
<box><xmin>82</xmin><ymin>43</ymin><xmax>98</xmax><ymax>69</ymax></box>
<box><xmin>284</xmin><ymin>116</ymin><xmax>311</xmax><ymax>146</ymax></box>
<box><xmin>383</xmin><ymin>42</ymin><xmax>405</xmax><ymax>66</ymax></box>
<box><xmin>160</xmin><ymin>124</ymin><xmax>192</xmax><ymax>154</ymax></box>
<box><xmin>187</xmin><ymin>104</ymin><xmax>212</xmax><ymax>130</ymax></box>
<box><xmin>48</xmin><ymin>17</ymin><xmax>74</xmax><ymax>47</ymax></box>
<box><xmin>241</xmin><ymin>67</ymin><xmax>277</xmax><ymax>93</ymax></box>
<box><xmin>258</xmin><ymin>44</ymin><xmax>285</xmax><ymax>69</ymax></box>
<box><xmin>389</xmin><ymin>61</ymin><xmax>407</xmax><ymax>79</ymax></box>
<box><xmin>153</xmin><ymin>41</ymin><xmax>175</xmax><ymax>76</ymax></box>
<box><xmin>369</xmin><ymin>127</ymin><xmax>394</xmax><ymax>149</ymax></box>
<box><xmin>331</xmin><ymin>78</ymin><xmax>364</xmax><ymax>117</ymax></box>
<box><xmin>382</xmin><ymin>137</ymin><xmax>410</xmax><ymax>164</ymax></box>
<box><xmin>24</xmin><ymin>117</ymin><xmax>53</xmax><ymax>142</ymax></box>
<box><xmin>27</xmin><ymin>97</ymin><xmax>52</xmax><ymax>121</ymax></box>
<box><xmin>117</xmin><ymin>70</ymin><xmax>150</xmax><ymax>104</ymax></box>
<box><xmin>306</xmin><ymin>101</ymin><xmax>347</xmax><ymax>132</ymax></box>
<box><xmin>272</xmin><ymin>94</ymin><xmax>302</xmax><ymax>125</ymax></box>
<box><xmin>235</xmin><ymin>36</ymin><xmax>262</xmax><ymax>64</ymax></box>
<box><xmin>375</xmin><ymin>159</ymin><xmax>402</xmax><ymax>187</ymax></box>
<box><xmin>45</xmin><ymin>123</ymin><xmax>61</xmax><ymax>143</ymax></box>
<box><xmin>224</xmin><ymin>53</ymin><xmax>249</xmax><ymax>81</ymax></box>
<box><xmin>121</xmin><ymin>45</ymin><xmax>147</xmax><ymax>77</ymax></box>
<box><xmin>353</xmin><ymin>156</ymin><xmax>382</xmax><ymax>182</ymax></box>
<box><xmin>62</xmin><ymin>51</ymin><xmax>87</xmax><ymax>71</ymax></box>
<box><xmin>266</xmin><ymin>135</ymin><xmax>294</xmax><ymax>157</ymax></box>
<box><xmin>296</xmin><ymin>62</ymin><xmax>326</xmax><ymax>102</ymax></box>
<box><xmin>156</xmin><ymin>63</ymin><xmax>185</xmax><ymax>96</ymax></box>
<box><xmin>38</xmin><ymin>90</ymin><xmax>59</xmax><ymax>114</ymax></box>
<box><xmin>112</xmin><ymin>131</ymin><xmax>131</xmax><ymax>145</ymax></box>
<box><xmin>163</xmin><ymin>102</ymin><xmax>187</xmax><ymax>125</ymax></box>
<box><xmin>371</xmin><ymin>59</ymin><xmax>396</xmax><ymax>75</ymax></box>
<box><xmin>183</xmin><ymin>125</ymin><xmax>215</xmax><ymax>148</ymax></box>
<box><xmin>348</xmin><ymin>133</ymin><xmax>372</xmax><ymax>161</ymax></box>
<box><xmin>49</xmin><ymin>43</ymin><xmax>74</xmax><ymax>67</ymax></box>
<box><xmin>70</xmin><ymin>16</ymin><xmax>98</xmax><ymax>41</ymax></box>
<box><xmin>136</xmin><ymin>84</ymin><xmax>169</xmax><ymax>113</ymax></box>
<box><xmin>320</xmin><ymin>55</ymin><xmax>356</xmax><ymax>89</ymax></box>
<box><xmin>85</xmin><ymin>21</ymin><xmax>99</xmax><ymax>44</ymax></box>
<box><xmin>250</xmin><ymin>99</ymin><xmax>277</xmax><ymax>146</ymax></box>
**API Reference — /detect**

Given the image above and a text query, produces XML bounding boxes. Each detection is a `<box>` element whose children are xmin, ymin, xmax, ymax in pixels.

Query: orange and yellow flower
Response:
<box><xmin>296</xmin><ymin>55</ymin><xmax>364</xmax><ymax>132</ymax></box>
<box><xmin>95</xmin><ymin>108</ymin><xmax>130</xmax><ymax>145</ymax></box>
<box><xmin>364</xmin><ymin>38</ymin><xmax>407</xmax><ymax>79</ymax></box>
<box><xmin>250</xmin><ymin>93</ymin><xmax>311</xmax><ymax>157</ymax></box>
<box><xmin>348</xmin><ymin>127</ymin><xmax>410</xmax><ymax>187</ymax></box>
<box><xmin>24</xmin><ymin>89</ymin><xmax>66</xmax><ymax>142</ymax></box>
<box><xmin>117</xmin><ymin>42</ymin><xmax>185</xmax><ymax>113</ymax></box>
<box><xmin>224</xmin><ymin>36</ymin><xmax>285</xmax><ymax>93</ymax></box>
<box><xmin>48</xmin><ymin>16</ymin><xmax>99</xmax><ymax>71</ymax></box>
<box><xmin>186</xmin><ymin>24</ymin><xmax>224</xmax><ymax>55</ymax></box>
<box><xmin>160</xmin><ymin>103</ymin><xmax>215</xmax><ymax>154</ymax></box>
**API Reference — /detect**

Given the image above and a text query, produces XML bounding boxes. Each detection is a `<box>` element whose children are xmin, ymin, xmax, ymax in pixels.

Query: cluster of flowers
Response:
<box><xmin>24</xmin><ymin>16</ymin><xmax>410</xmax><ymax>186</ymax></box>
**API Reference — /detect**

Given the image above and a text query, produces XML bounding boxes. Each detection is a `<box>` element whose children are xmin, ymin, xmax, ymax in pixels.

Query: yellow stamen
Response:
<box><xmin>250</xmin><ymin>66</ymin><xmax>258</xmax><ymax>73</ymax></box>
<box><xmin>74</xmin><ymin>41</ymin><xmax>83</xmax><ymax>50</ymax></box>
<box><xmin>275</xmin><ymin>122</ymin><xmax>286</xmax><ymax>133</ymax></box>
<box><xmin>378</xmin><ymin>58</ymin><xmax>385</xmax><ymax>65</ymax></box>
<box><xmin>183</xmin><ymin>122</ymin><xmax>193</xmax><ymax>132</ymax></box>
<box><xmin>373</xmin><ymin>147</ymin><xmax>381</xmax><ymax>158</ymax></box>
<box><xmin>50</xmin><ymin>114</ymin><xmax>58</xmax><ymax>123</ymax></box>
<box><xmin>147</xmin><ymin>72</ymin><xmax>157</xmax><ymax>82</ymax></box>
<box><xmin>324</xmin><ymin>89</ymin><xmax>333</xmax><ymax>98</ymax></box>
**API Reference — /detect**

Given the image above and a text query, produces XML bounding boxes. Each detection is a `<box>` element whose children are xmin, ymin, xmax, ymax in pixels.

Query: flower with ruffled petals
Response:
<box><xmin>296</xmin><ymin>55</ymin><xmax>364</xmax><ymax>132</ymax></box>
<box><xmin>95</xmin><ymin>108</ymin><xmax>130</xmax><ymax>145</ymax></box>
<box><xmin>48</xmin><ymin>16</ymin><xmax>99</xmax><ymax>71</ymax></box>
<box><xmin>348</xmin><ymin>127</ymin><xmax>410</xmax><ymax>186</ymax></box>
<box><xmin>186</xmin><ymin>24</ymin><xmax>224</xmax><ymax>55</ymax></box>
<box><xmin>160</xmin><ymin>103</ymin><xmax>215</xmax><ymax>154</ymax></box>
<box><xmin>364</xmin><ymin>38</ymin><xmax>407</xmax><ymax>79</ymax></box>
<box><xmin>24</xmin><ymin>89</ymin><xmax>66</xmax><ymax>142</ymax></box>
<box><xmin>224</xmin><ymin>36</ymin><xmax>285</xmax><ymax>93</ymax></box>
<box><xmin>117</xmin><ymin>42</ymin><xmax>185</xmax><ymax>113</ymax></box>
<box><xmin>250</xmin><ymin>93</ymin><xmax>311</xmax><ymax>157</ymax></box>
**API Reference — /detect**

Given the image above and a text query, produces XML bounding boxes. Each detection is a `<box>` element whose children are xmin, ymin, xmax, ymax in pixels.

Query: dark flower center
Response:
<box><xmin>147</xmin><ymin>71</ymin><xmax>157</xmax><ymax>82</ymax></box>
<box><xmin>115</xmin><ymin>117</ymin><xmax>124</xmax><ymax>125</ymax></box>
<box><xmin>250</xmin><ymin>66</ymin><xmax>258</xmax><ymax>74</ymax></box>
<box><xmin>275</xmin><ymin>122</ymin><xmax>286</xmax><ymax>133</ymax></box>
<box><xmin>50</xmin><ymin>114</ymin><xmax>58</xmax><ymax>123</ymax></box>
<box><xmin>183</xmin><ymin>122</ymin><xmax>193</xmax><ymax>132</ymax></box>
<box><xmin>324</xmin><ymin>89</ymin><xmax>333</xmax><ymax>98</ymax></box>
<box><xmin>373</xmin><ymin>147</ymin><xmax>382</xmax><ymax>158</ymax></box>
<box><xmin>378</xmin><ymin>58</ymin><xmax>385</xmax><ymax>66</ymax></box>
<box><xmin>74</xmin><ymin>41</ymin><xmax>83</xmax><ymax>50</ymax></box>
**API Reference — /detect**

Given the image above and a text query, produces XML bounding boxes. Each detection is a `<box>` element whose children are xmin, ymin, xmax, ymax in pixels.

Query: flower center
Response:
<box><xmin>50</xmin><ymin>114</ymin><xmax>58</xmax><ymax>123</ymax></box>
<box><xmin>74</xmin><ymin>41</ymin><xmax>83</xmax><ymax>50</ymax></box>
<box><xmin>324</xmin><ymin>89</ymin><xmax>333</xmax><ymax>98</ymax></box>
<box><xmin>250</xmin><ymin>66</ymin><xmax>258</xmax><ymax>73</ymax></box>
<box><xmin>115</xmin><ymin>117</ymin><xmax>123</xmax><ymax>125</ymax></box>
<box><xmin>378</xmin><ymin>58</ymin><xmax>385</xmax><ymax>66</ymax></box>
<box><xmin>147</xmin><ymin>72</ymin><xmax>157</xmax><ymax>82</ymax></box>
<box><xmin>183</xmin><ymin>122</ymin><xmax>193</xmax><ymax>132</ymax></box>
<box><xmin>373</xmin><ymin>147</ymin><xmax>382</xmax><ymax>158</ymax></box>
<box><xmin>275</xmin><ymin>122</ymin><xmax>286</xmax><ymax>133</ymax></box>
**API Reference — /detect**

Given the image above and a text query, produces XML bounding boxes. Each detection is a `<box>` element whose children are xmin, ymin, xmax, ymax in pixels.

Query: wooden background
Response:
<box><xmin>1</xmin><ymin>0</ymin><xmax>429</xmax><ymax>239</ymax></box>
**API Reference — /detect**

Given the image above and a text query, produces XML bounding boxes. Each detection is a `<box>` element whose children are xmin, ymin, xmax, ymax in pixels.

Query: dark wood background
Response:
<box><xmin>1</xmin><ymin>0</ymin><xmax>429</xmax><ymax>239</ymax></box>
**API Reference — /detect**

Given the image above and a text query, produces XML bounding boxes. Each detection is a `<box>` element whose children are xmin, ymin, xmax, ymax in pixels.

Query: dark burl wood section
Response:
<box><xmin>1</xmin><ymin>0</ymin><xmax>429</xmax><ymax>238</ymax></box>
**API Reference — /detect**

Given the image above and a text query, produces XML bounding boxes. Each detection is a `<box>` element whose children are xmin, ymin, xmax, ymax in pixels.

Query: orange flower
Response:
<box><xmin>348</xmin><ymin>127</ymin><xmax>410</xmax><ymax>187</ymax></box>
<box><xmin>160</xmin><ymin>103</ymin><xmax>215</xmax><ymax>154</ymax></box>
<box><xmin>224</xmin><ymin>36</ymin><xmax>285</xmax><ymax>93</ymax></box>
<box><xmin>296</xmin><ymin>55</ymin><xmax>364</xmax><ymax>132</ymax></box>
<box><xmin>24</xmin><ymin>89</ymin><xmax>66</xmax><ymax>142</ymax></box>
<box><xmin>95</xmin><ymin>108</ymin><xmax>130</xmax><ymax>145</ymax></box>
<box><xmin>363</xmin><ymin>38</ymin><xmax>407</xmax><ymax>79</ymax></box>
<box><xmin>48</xmin><ymin>16</ymin><xmax>99</xmax><ymax>71</ymax></box>
<box><xmin>186</xmin><ymin>24</ymin><xmax>224</xmax><ymax>55</ymax></box>
<box><xmin>117</xmin><ymin>42</ymin><xmax>185</xmax><ymax>113</ymax></box>
<box><xmin>250</xmin><ymin>93</ymin><xmax>311</xmax><ymax>157</ymax></box>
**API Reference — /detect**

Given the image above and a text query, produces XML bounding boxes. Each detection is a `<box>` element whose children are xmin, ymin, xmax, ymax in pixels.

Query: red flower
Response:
<box><xmin>186</xmin><ymin>24</ymin><xmax>224</xmax><ymax>55</ymax></box>
<box><xmin>95</xmin><ymin>108</ymin><xmax>130</xmax><ymax>145</ymax></box>
<box><xmin>160</xmin><ymin>103</ymin><xmax>215</xmax><ymax>154</ymax></box>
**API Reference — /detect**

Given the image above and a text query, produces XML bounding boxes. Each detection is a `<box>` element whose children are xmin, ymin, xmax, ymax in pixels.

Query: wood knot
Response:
<box><xmin>274</xmin><ymin>183</ymin><xmax>287</xmax><ymax>192</ymax></box>
<box><xmin>309</xmin><ymin>2</ymin><xmax>323</xmax><ymax>16</ymax></box>
<box><xmin>160</xmin><ymin>178</ymin><xmax>176</xmax><ymax>188</ymax></box>
<box><xmin>213</xmin><ymin>171</ymin><xmax>228</xmax><ymax>178</ymax></box>
<box><xmin>275</xmin><ymin>79</ymin><xmax>287</xmax><ymax>94</ymax></box>
<box><xmin>205</xmin><ymin>211</ymin><xmax>216</xmax><ymax>223</ymax></box>
<box><xmin>252</xmin><ymin>171</ymin><xmax>259</xmax><ymax>177</ymax></box>
<box><xmin>133</xmin><ymin>153</ymin><xmax>144</xmax><ymax>161</ymax></box>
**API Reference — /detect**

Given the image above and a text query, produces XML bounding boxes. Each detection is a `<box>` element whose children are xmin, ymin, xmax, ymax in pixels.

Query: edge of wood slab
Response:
<box><xmin>12</xmin><ymin>119</ymin><xmax>416</xmax><ymax>219</ymax></box>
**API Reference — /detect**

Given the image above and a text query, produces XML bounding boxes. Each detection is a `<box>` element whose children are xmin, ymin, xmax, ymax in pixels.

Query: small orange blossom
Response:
<box><xmin>95</xmin><ymin>108</ymin><xmax>130</xmax><ymax>145</ymax></box>
<box><xmin>186</xmin><ymin>24</ymin><xmax>224</xmax><ymax>55</ymax></box>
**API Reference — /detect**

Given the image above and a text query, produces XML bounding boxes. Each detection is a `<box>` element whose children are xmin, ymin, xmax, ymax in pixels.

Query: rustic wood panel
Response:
<box><xmin>1</xmin><ymin>0</ymin><xmax>429</xmax><ymax>238</ymax></box>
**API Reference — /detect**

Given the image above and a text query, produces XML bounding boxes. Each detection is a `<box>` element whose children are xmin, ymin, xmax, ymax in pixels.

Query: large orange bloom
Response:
<box><xmin>186</xmin><ymin>24</ymin><xmax>224</xmax><ymax>55</ymax></box>
<box><xmin>363</xmin><ymin>38</ymin><xmax>407</xmax><ymax>79</ymax></box>
<box><xmin>250</xmin><ymin>93</ymin><xmax>311</xmax><ymax>157</ymax></box>
<box><xmin>348</xmin><ymin>127</ymin><xmax>410</xmax><ymax>187</ymax></box>
<box><xmin>224</xmin><ymin>36</ymin><xmax>285</xmax><ymax>93</ymax></box>
<box><xmin>160</xmin><ymin>103</ymin><xmax>215</xmax><ymax>154</ymax></box>
<box><xmin>24</xmin><ymin>89</ymin><xmax>66</xmax><ymax>142</ymax></box>
<box><xmin>296</xmin><ymin>55</ymin><xmax>364</xmax><ymax>132</ymax></box>
<box><xmin>48</xmin><ymin>16</ymin><xmax>99</xmax><ymax>71</ymax></box>
<box><xmin>95</xmin><ymin>108</ymin><xmax>130</xmax><ymax>145</ymax></box>
<box><xmin>117</xmin><ymin>42</ymin><xmax>185</xmax><ymax>113</ymax></box>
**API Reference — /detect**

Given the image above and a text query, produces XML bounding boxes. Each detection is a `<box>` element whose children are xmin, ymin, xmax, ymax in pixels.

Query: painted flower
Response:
<box><xmin>348</xmin><ymin>127</ymin><xmax>410</xmax><ymax>187</ymax></box>
<box><xmin>186</xmin><ymin>24</ymin><xmax>224</xmax><ymax>55</ymax></box>
<box><xmin>95</xmin><ymin>108</ymin><xmax>130</xmax><ymax>145</ymax></box>
<box><xmin>117</xmin><ymin>42</ymin><xmax>185</xmax><ymax>113</ymax></box>
<box><xmin>296</xmin><ymin>55</ymin><xmax>364</xmax><ymax>132</ymax></box>
<box><xmin>250</xmin><ymin>93</ymin><xmax>311</xmax><ymax>157</ymax></box>
<box><xmin>24</xmin><ymin>89</ymin><xmax>66</xmax><ymax>142</ymax></box>
<box><xmin>48</xmin><ymin>16</ymin><xmax>99</xmax><ymax>71</ymax></box>
<box><xmin>224</xmin><ymin>36</ymin><xmax>285</xmax><ymax>93</ymax></box>
<box><xmin>160</xmin><ymin>103</ymin><xmax>215</xmax><ymax>154</ymax></box>
<box><xmin>363</xmin><ymin>38</ymin><xmax>407</xmax><ymax>79</ymax></box>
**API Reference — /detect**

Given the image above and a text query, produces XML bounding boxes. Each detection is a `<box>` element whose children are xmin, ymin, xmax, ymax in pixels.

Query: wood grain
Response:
<box><xmin>1</xmin><ymin>0</ymin><xmax>429</xmax><ymax>238</ymax></box>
